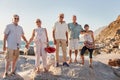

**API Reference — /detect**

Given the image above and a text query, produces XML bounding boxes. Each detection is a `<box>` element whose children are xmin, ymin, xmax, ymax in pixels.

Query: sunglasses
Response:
<box><xmin>36</xmin><ymin>21</ymin><xmax>41</xmax><ymax>23</ymax></box>
<box><xmin>14</xmin><ymin>18</ymin><xmax>19</xmax><ymax>20</ymax></box>
<box><xmin>60</xmin><ymin>16</ymin><xmax>64</xmax><ymax>18</ymax></box>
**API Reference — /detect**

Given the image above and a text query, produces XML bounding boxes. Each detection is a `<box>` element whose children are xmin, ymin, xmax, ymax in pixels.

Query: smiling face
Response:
<box><xmin>72</xmin><ymin>15</ymin><xmax>77</xmax><ymax>23</ymax></box>
<box><xmin>59</xmin><ymin>13</ymin><xmax>64</xmax><ymax>22</ymax></box>
<box><xmin>36</xmin><ymin>19</ymin><xmax>41</xmax><ymax>27</ymax></box>
<box><xmin>84</xmin><ymin>24</ymin><xmax>89</xmax><ymax>31</ymax></box>
<box><xmin>12</xmin><ymin>14</ymin><xmax>19</xmax><ymax>25</ymax></box>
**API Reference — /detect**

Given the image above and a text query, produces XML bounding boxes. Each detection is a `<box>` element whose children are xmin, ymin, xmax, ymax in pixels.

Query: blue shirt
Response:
<box><xmin>68</xmin><ymin>23</ymin><xmax>83</xmax><ymax>39</ymax></box>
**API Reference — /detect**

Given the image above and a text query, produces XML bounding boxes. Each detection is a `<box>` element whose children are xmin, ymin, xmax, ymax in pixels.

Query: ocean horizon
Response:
<box><xmin>0</xmin><ymin>40</ymin><xmax>84</xmax><ymax>51</ymax></box>
<box><xmin>0</xmin><ymin>40</ymin><xmax>54</xmax><ymax>51</ymax></box>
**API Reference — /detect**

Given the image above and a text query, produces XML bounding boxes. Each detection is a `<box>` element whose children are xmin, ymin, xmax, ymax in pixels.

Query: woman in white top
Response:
<box><xmin>80</xmin><ymin>24</ymin><xmax>95</xmax><ymax>68</ymax></box>
<box><xmin>28</xmin><ymin>19</ymin><xmax>49</xmax><ymax>73</ymax></box>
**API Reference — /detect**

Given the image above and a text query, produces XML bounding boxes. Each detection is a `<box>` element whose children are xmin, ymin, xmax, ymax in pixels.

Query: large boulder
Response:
<box><xmin>1</xmin><ymin>74</ymin><xmax>24</xmax><ymax>80</ymax></box>
<box><xmin>113</xmin><ymin>68</ymin><xmax>120</xmax><ymax>77</ymax></box>
<box><xmin>27</xmin><ymin>47</ymin><xmax>35</xmax><ymax>55</ymax></box>
<box><xmin>108</xmin><ymin>59</ymin><xmax>120</xmax><ymax>67</ymax></box>
<box><xmin>31</xmin><ymin>61</ymin><xmax>120</xmax><ymax>80</ymax></box>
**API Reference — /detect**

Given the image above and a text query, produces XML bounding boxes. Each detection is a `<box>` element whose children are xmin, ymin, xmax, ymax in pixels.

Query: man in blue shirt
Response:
<box><xmin>68</xmin><ymin>15</ymin><xmax>83</xmax><ymax>63</ymax></box>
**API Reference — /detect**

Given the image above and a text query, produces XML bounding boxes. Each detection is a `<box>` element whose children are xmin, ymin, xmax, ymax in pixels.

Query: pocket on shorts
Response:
<box><xmin>13</xmin><ymin>49</ymin><xmax>20</xmax><ymax>58</ymax></box>
<box><xmin>5</xmin><ymin>49</ymin><xmax>13</xmax><ymax>61</ymax></box>
<box><xmin>5</xmin><ymin>51</ymin><xmax>9</xmax><ymax>59</ymax></box>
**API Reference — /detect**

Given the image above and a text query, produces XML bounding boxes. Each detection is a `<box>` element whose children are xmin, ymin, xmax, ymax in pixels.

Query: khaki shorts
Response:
<box><xmin>69</xmin><ymin>39</ymin><xmax>79</xmax><ymax>50</ymax></box>
<box><xmin>5</xmin><ymin>48</ymin><xmax>19</xmax><ymax>62</ymax></box>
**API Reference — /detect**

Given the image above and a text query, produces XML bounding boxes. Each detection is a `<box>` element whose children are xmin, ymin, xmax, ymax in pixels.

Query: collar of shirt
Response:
<box><xmin>72</xmin><ymin>22</ymin><xmax>78</xmax><ymax>26</ymax></box>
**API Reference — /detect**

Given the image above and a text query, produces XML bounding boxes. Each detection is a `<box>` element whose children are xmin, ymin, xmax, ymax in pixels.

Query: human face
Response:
<box><xmin>72</xmin><ymin>16</ymin><xmax>77</xmax><ymax>23</ymax></box>
<box><xmin>13</xmin><ymin>16</ymin><xmax>19</xmax><ymax>25</ymax></box>
<box><xmin>36</xmin><ymin>20</ymin><xmax>41</xmax><ymax>27</ymax></box>
<box><xmin>59</xmin><ymin>15</ymin><xmax>64</xmax><ymax>22</ymax></box>
<box><xmin>84</xmin><ymin>26</ymin><xmax>89</xmax><ymax>31</ymax></box>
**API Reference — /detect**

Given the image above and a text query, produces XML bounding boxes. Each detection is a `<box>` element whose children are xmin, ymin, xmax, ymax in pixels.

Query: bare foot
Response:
<box><xmin>3</xmin><ymin>72</ymin><xmax>9</xmax><ymax>78</ymax></box>
<box><xmin>74</xmin><ymin>59</ymin><xmax>78</xmax><ymax>63</ymax></box>
<box><xmin>34</xmin><ymin>67</ymin><xmax>40</xmax><ymax>73</ymax></box>
<box><xmin>44</xmin><ymin>68</ymin><xmax>48</xmax><ymax>73</ymax></box>
<box><xmin>68</xmin><ymin>59</ymin><xmax>72</xmax><ymax>64</ymax></box>
<box><xmin>89</xmin><ymin>64</ymin><xmax>93</xmax><ymax>69</ymax></box>
<box><xmin>80</xmin><ymin>62</ymin><xmax>84</xmax><ymax>66</ymax></box>
<box><xmin>10</xmin><ymin>72</ymin><xmax>16</xmax><ymax>76</ymax></box>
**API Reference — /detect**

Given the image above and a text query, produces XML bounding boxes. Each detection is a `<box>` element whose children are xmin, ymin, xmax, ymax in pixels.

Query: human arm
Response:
<box><xmin>3</xmin><ymin>26</ymin><xmax>9</xmax><ymax>51</ymax></box>
<box><xmin>45</xmin><ymin>28</ymin><xmax>49</xmax><ymax>46</ymax></box>
<box><xmin>22</xmin><ymin>34</ymin><xmax>28</xmax><ymax>48</ymax></box>
<box><xmin>66</xmin><ymin>24</ymin><xmax>69</xmax><ymax>46</ymax></box>
<box><xmin>91</xmin><ymin>31</ymin><xmax>95</xmax><ymax>48</ymax></box>
<box><xmin>80</xmin><ymin>26</ymin><xmax>85</xmax><ymax>34</ymax></box>
<box><xmin>80</xmin><ymin>30</ymin><xmax>86</xmax><ymax>34</ymax></box>
<box><xmin>3</xmin><ymin>34</ymin><xmax>8</xmax><ymax>51</ymax></box>
<box><xmin>52</xmin><ymin>24</ymin><xmax>56</xmax><ymax>45</ymax></box>
<box><xmin>28</xmin><ymin>29</ymin><xmax>35</xmax><ymax>45</ymax></box>
<box><xmin>22</xmin><ymin>35</ymin><xmax>28</xmax><ymax>44</ymax></box>
<box><xmin>66</xmin><ymin>31</ymin><xmax>68</xmax><ymax>46</ymax></box>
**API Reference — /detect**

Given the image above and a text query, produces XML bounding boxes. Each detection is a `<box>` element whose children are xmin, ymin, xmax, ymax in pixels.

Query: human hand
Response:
<box><xmin>66</xmin><ymin>40</ymin><xmax>68</xmax><ymax>46</ymax></box>
<box><xmin>47</xmin><ymin>43</ymin><xmax>49</xmax><ymax>47</ymax></box>
<box><xmin>25</xmin><ymin>43</ymin><xmax>29</xmax><ymax>49</ymax></box>
<box><xmin>54</xmin><ymin>39</ymin><xmax>56</xmax><ymax>45</ymax></box>
<box><xmin>3</xmin><ymin>45</ymin><xmax>7</xmax><ymax>52</ymax></box>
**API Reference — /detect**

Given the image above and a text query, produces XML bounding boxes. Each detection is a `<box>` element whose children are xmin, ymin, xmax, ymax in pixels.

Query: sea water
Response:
<box><xmin>0</xmin><ymin>40</ymin><xmax>84</xmax><ymax>51</ymax></box>
<box><xmin>0</xmin><ymin>40</ymin><xmax>56</xmax><ymax>51</ymax></box>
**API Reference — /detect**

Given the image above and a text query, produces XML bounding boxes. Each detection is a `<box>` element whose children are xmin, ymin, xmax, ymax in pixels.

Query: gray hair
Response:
<box><xmin>36</xmin><ymin>19</ymin><xmax>41</xmax><ymax>23</ymax></box>
<box><xmin>13</xmin><ymin>14</ymin><xmax>19</xmax><ymax>18</ymax></box>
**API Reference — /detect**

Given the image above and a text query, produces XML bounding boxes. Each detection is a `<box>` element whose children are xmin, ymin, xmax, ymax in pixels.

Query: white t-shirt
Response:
<box><xmin>53</xmin><ymin>21</ymin><xmax>68</xmax><ymax>40</ymax></box>
<box><xmin>4</xmin><ymin>23</ymin><xmax>24</xmax><ymax>50</ymax></box>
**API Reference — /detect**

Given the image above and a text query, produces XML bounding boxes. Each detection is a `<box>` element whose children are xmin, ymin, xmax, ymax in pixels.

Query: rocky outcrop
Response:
<box><xmin>31</xmin><ymin>61</ymin><xmax>120</xmax><ymax>80</ymax></box>
<box><xmin>108</xmin><ymin>59</ymin><xmax>120</xmax><ymax>67</ymax></box>
<box><xmin>1</xmin><ymin>74</ymin><xmax>24</xmax><ymax>80</ymax></box>
<box><xmin>114</xmin><ymin>68</ymin><xmax>120</xmax><ymax>77</ymax></box>
<box><xmin>95</xmin><ymin>15</ymin><xmax>120</xmax><ymax>54</ymax></box>
<box><xmin>96</xmin><ymin>15</ymin><xmax>120</xmax><ymax>42</ymax></box>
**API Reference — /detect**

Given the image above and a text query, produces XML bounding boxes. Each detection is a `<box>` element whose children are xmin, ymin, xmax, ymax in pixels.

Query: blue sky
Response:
<box><xmin>0</xmin><ymin>0</ymin><xmax>120</xmax><ymax>40</ymax></box>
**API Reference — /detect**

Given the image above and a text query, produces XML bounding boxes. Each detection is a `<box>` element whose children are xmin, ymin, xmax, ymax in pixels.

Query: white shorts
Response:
<box><xmin>69</xmin><ymin>39</ymin><xmax>79</xmax><ymax>50</ymax></box>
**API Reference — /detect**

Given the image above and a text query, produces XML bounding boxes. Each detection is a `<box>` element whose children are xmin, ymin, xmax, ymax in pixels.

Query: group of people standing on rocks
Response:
<box><xmin>2</xmin><ymin>13</ymin><xmax>95</xmax><ymax>78</ymax></box>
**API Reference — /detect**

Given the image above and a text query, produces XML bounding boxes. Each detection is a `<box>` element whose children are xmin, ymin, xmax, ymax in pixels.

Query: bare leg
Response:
<box><xmin>81</xmin><ymin>55</ymin><xmax>84</xmax><ymax>65</ymax></box>
<box><xmin>68</xmin><ymin>50</ymin><xmax>72</xmax><ymax>63</ymax></box>
<box><xmin>89</xmin><ymin>58</ymin><xmax>93</xmax><ymax>68</ymax></box>
<box><xmin>5</xmin><ymin>61</ymin><xmax>10</xmax><ymax>73</ymax></box>
<box><xmin>74</xmin><ymin>50</ymin><xmax>78</xmax><ymax>63</ymax></box>
<box><xmin>37</xmin><ymin>67</ymin><xmax>40</xmax><ymax>73</ymax></box>
<box><xmin>11</xmin><ymin>58</ymin><xmax>17</xmax><ymax>73</ymax></box>
<box><xmin>44</xmin><ymin>68</ymin><xmax>48</xmax><ymax>72</ymax></box>
<box><xmin>3</xmin><ymin>61</ymin><xmax>10</xmax><ymax>77</ymax></box>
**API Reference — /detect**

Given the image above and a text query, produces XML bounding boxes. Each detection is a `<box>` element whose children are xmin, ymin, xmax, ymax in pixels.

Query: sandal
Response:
<box><xmin>74</xmin><ymin>59</ymin><xmax>78</xmax><ymax>63</ymax></box>
<box><xmin>89</xmin><ymin>64</ymin><xmax>93</xmax><ymax>69</ymax></box>
<box><xmin>3</xmin><ymin>72</ymin><xmax>8</xmax><ymax>78</ymax></box>
<box><xmin>68</xmin><ymin>59</ymin><xmax>72</xmax><ymax>64</ymax></box>
<box><xmin>44</xmin><ymin>68</ymin><xmax>48</xmax><ymax>73</ymax></box>
<box><xmin>10</xmin><ymin>72</ymin><xmax>16</xmax><ymax>76</ymax></box>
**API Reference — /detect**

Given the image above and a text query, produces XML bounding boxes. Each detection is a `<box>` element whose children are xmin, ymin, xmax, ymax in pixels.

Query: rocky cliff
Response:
<box><xmin>96</xmin><ymin>15</ymin><xmax>120</xmax><ymax>42</ymax></box>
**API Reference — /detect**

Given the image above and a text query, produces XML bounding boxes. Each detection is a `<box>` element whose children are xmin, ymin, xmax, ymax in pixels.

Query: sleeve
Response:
<box><xmin>4</xmin><ymin>25</ymin><xmax>10</xmax><ymax>35</ymax></box>
<box><xmin>80</xmin><ymin>25</ymin><xmax>84</xmax><ymax>31</ymax></box>
<box><xmin>53</xmin><ymin>22</ymin><xmax>56</xmax><ymax>30</ymax></box>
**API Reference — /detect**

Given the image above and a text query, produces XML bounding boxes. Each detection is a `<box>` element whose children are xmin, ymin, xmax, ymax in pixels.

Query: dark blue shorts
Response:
<box><xmin>80</xmin><ymin>46</ymin><xmax>94</xmax><ymax>58</ymax></box>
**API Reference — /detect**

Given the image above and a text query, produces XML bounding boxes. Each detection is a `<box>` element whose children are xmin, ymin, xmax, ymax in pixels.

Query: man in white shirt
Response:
<box><xmin>53</xmin><ymin>13</ymin><xmax>69</xmax><ymax>67</ymax></box>
<box><xmin>3</xmin><ymin>14</ymin><xmax>28</xmax><ymax>77</ymax></box>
